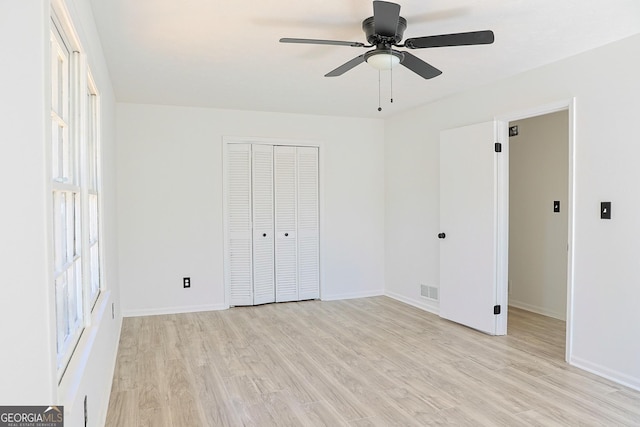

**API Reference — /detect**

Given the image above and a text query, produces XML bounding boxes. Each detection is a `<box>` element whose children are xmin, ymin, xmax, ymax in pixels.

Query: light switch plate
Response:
<box><xmin>601</xmin><ymin>202</ymin><xmax>611</xmax><ymax>219</ymax></box>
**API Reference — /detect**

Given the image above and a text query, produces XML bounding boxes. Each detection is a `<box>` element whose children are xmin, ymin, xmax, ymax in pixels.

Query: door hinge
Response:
<box><xmin>494</xmin><ymin>305</ymin><xmax>501</xmax><ymax>315</ymax></box>
<box><xmin>494</xmin><ymin>142</ymin><xmax>502</xmax><ymax>153</ymax></box>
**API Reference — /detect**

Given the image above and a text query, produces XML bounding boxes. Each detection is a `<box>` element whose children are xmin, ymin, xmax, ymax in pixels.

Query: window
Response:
<box><xmin>86</xmin><ymin>76</ymin><xmax>101</xmax><ymax>307</ymax></box>
<box><xmin>50</xmin><ymin>11</ymin><xmax>103</xmax><ymax>378</ymax></box>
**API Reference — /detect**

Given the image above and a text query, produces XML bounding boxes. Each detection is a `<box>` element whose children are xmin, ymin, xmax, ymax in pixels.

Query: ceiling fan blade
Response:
<box><xmin>400</xmin><ymin>51</ymin><xmax>442</xmax><ymax>79</ymax></box>
<box><xmin>405</xmin><ymin>30</ymin><xmax>494</xmax><ymax>49</ymax></box>
<box><xmin>280</xmin><ymin>38</ymin><xmax>365</xmax><ymax>47</ymax></box>
<box><xmin>325</xmin><ymin>54</ymin><xmax>366</xmax><ymax>77</ymax></box>
<box><xmin>373</xmin><ymin>1</ymin><xmax>401</xmax><ymax>37</ymax></box>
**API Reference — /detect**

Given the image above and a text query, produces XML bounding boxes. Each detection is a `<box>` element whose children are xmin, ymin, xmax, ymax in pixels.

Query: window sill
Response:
<box><xmin>56</xmin><ymin>290</ymin><xmax>115</xmax><ymax>409</ymax></box>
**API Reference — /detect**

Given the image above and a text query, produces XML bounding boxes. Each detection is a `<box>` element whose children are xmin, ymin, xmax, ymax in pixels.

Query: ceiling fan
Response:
<box><xmin>280</xmin><ymin>0</ymin><xmax>494</xmax><ymax>80</ymax></box>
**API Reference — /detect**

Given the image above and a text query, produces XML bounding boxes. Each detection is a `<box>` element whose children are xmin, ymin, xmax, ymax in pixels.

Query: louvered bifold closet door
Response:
<box><xmin>251</xmin><ymin>144</ymin><xmax>275</xmax><ymax>305</ymax></box>
<box><xmin>226</xmin><ymin>144</ymin><xmax>253</xmax><ymax>306</ymax></box>
<box><xmin>296</xmin><ymin>147</ymin><xmax>320</xmax><ymax>300</ymax></box>
<box><xmin>274</xmin><ymin>146</ymin><xmax>298</xmax><ymax>302</ymax></box>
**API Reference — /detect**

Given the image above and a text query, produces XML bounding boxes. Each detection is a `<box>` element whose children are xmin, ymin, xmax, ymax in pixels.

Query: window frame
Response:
<box><xmin>85</xmin><ymin>72</ymin><xmax>102</xmax><ymax>310</ymax></box>
<box><xmin>50</xmin><ymin>5</ymin><xmax>104</xmax><ymax>381</ymax></box>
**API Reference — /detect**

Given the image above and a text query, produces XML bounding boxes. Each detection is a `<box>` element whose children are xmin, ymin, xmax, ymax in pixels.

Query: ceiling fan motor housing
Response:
<box><xmin>362</xmin><ymin>16</ymin><xmax>407</xmax><ymax>45</ymax></box>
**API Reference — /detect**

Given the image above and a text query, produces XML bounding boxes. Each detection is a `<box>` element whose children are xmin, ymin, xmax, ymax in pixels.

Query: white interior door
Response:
<box><xmin>439</xmin><ymin>121</ymin><xmax>506</xmax><ymax>335</ymax></box>
<box><xmin>296</xmin><ymin>147</ymin><xmax>320</xmax><ymax>300</ymax></box>
<box><xmin>252</xmin><ymin>144</ymin><xmax>275</xmax><ymax>305</ymax></box>
<box><xmin>274</xmin><ymin>146</ymin><xmax>298</xmax><ymax>302</ymax></box>
<box><xmin>225</xmin><ymin>143</ymin><xmax>253</xmax><ymax>306</ymax></box>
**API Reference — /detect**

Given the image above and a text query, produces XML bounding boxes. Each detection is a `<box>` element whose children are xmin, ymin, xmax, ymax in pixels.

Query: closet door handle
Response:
<box><xmin>284</xmin><ymin>233</ymin><xmax>289</xmax><ymax>237</ymax></box>
<box><xmin>263</xmin><ymin>233</ymin><xmax>267</xmax><ymax>237</ymax></box>
<box><xmin>438</xmin><ymin>232</ymin><xmax>446</xmax><ymax>239</ymax></box>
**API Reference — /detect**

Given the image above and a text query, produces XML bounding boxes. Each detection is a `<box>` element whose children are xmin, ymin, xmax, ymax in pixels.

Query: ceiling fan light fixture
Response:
<box><xmin>365</xmin><ymin>50</ymin><xmax>402</xmax><ymax>70</ymax></box>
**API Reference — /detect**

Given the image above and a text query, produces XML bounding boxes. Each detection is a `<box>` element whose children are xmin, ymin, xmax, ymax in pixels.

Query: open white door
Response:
<box><xmin>439</xmin><ymin>121</ymin><xmax>507</xmax><ymax>335</ymax></box>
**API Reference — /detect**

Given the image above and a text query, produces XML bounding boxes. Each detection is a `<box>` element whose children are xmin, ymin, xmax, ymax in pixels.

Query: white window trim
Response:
<box><xmin>85</xmin><ymin>70</ymin><xmax>102</xmax><ymax>311</ymax></box>
<box><xmin>50</xmin><ymin>2</ymin><xmax>104</xmax><ymax>382</ymax></box>
<box><xmin>51</xmin><ymin>15</ymin><xmax>84</xmax><ymax>378</ymax></box>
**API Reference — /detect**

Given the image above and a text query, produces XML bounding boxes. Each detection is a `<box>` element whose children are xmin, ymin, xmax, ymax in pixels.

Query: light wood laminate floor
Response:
<box><xmin>105</xmin><ymin>297</ymin><xmax>640</xmax><ymax>426</ymax></box>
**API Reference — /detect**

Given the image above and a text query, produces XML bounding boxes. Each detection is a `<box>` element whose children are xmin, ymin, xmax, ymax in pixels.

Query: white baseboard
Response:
<box><xmin>508</xmin><ymin>299</ymin><xmax>565</xmax><ymax>320</ymax></box>
<box><xmin>385</xmin><ymin>291</ymin><xmax>440</xmax><ymax>316</ymax></box>
<box><xmin>321</xmin><ymin>289</ymin><xmax>384</xmax><ymax>301</ymax></box>
<box><xmin>123</xmin><ymin>303</ymin><xmax>228</xmax><ymax>317</ymax></box>
<box><xmin>570</xmin><ymin>356</ymin><xmax>640</xmax><ymax>392</ymax></box>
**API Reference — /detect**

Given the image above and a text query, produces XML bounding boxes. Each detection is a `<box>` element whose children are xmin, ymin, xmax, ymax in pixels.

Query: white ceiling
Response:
<box><xmin>89</xmin><ymin>0</ymin><xmax>640</xmax><ymax>119</ymax></box>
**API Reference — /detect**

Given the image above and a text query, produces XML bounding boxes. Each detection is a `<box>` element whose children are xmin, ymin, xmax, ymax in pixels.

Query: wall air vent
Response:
<box><xmin>420</xmin><ymin>284</ymin><xmax>439</xmax><ymax>301</ymax></box>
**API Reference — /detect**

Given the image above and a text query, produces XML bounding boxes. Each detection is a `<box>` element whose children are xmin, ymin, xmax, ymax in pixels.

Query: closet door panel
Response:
<box><xmin>297</xmin><ymin>147</ymin><xmax>320</xmax><ymax>300</ymax></box>
<box><xmin>274</xmin><ymin>146</ymin><xmax>298</xmax><ymax>302</ymax></box>
<box><xmin>252</xmin><ymin>144</ymin><xmax>275</xmax><ymax>305</ymax></box>
<box><xmin>225</xmin><ymin>144</ymin><xmax>253</xmax><ymax>306</ymax></box>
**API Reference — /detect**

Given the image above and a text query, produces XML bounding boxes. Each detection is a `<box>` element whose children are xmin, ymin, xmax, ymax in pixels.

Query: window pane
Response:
<box><xmin>90</xmin><ymin>243</ymin><xmax>100</xmax><ymax>302</ymax></box>
<box><xmin>89</xmin><ymin>194</ymin><xmax>98</xmax><ymax>242</ymax></box>
<box><xmin>62</xmin><ymin>125</ymin><xmax>70</xmax><ymax>181</ymax></box>
<box><xmin>86</xmin><ymin>92</ymin><xmax>92</xmax><ymax>187</ymax></box>
<box><xmin>51</xmin><ymin>36</ymin><xmax>59</xmax><ymax>111</ymax></box>
<box><xmin>87</xmin><ymin>93</ymin><xmax>98</xmax><ymax>190</ymax></box>
<box><xmin>55</xmin><ymin>273</ymin><xmax>67</xmax><ymax>353</ymax></box>
<box><xmin>52</xmin><ymin>121</ymin><xmax>59</xmax><ymax>179</ymax></box>
<box><xmin>74</xmin><ymin>192</ymin><xmax>81</xmax><ymax>257</ymax></box>
<box><xmin>65</xmin><ymin>192</ymin><xmax>74</xmax><ymax>262</ymax></box>
<box><xmin>58</xmin><ymin>59</ymin><xmax>64</xmax><ymax>114</ymax></box>
<box><xmin>70</xmin><ymin>259</ymin><xmax>83</xmax><ymax>328</ymax></box>
<box><xmin>67</xmin><ymin>264</ymin><xmax>77</xmax><ymax>332</ymax></box>
<box><xmin>53</xmin><ymin>192</ymin><xmax>64</xmax><ymax>271</ymax></box>
<box><xmin>59</xmin><ymin>192</ymin><xmax>68</xmax><ymax>265</ymax></box>
<box><xmin>50</xmin><ymin>27</ymin><xmax>69</xmax><ymax>121</ymax></box>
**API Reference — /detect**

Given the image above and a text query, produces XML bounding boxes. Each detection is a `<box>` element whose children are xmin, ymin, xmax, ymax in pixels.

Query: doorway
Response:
<box><xmin>502</xmin><ymin>103</ymin><xmax>574</xmax><ymax>361</ymax></box>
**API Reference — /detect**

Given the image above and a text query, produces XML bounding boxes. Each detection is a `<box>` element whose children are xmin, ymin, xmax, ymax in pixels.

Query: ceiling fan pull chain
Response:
<box><xmin>390</xmin><ymin>56</ymin><xmax>394</xmax><ymax>104</ymax></box>
<box><xmin>378</xmin><ymin>70</ymin><xmax>382</xmax><ymax>112</ymax></box>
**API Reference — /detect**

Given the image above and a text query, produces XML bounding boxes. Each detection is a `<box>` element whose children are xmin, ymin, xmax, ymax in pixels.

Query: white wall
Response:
<box><xmin>509</xmin><ymin>112</ymin><xmax>568</xmax><ymax>320</ymax></box>
<box><xmin>0</xmin><ymin>0</ymin><xmax>121</xmax><ymax>424</ymax></box>
<box><xmin>0</xmin><ymin>0</ymin><xmax>56</xmax><ymax>403</ymax></box>
<box><xmin>385</xmin><ymin>33</ymin><xmax>640</xmax><ymax>390</ymax></box>
<box><xmin>116</xmin><ymin>104</ymin><xmax>385</xmax><ymax>315</ymax></box>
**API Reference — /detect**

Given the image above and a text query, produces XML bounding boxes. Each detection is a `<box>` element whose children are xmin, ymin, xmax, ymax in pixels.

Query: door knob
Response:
<box><xmin>284</xmin><ymin>233</ymin><xmax>289</xmax><ymax>237</ymax></box>
<box><xmin>438</xmin><ymin>233</ymin><xmax>446</xmax><ymax>239</ymax></box>
<box><xmin>263</xmin><ymin>233</ymin><xmax>267</xmax><ymax>237</ymax></box>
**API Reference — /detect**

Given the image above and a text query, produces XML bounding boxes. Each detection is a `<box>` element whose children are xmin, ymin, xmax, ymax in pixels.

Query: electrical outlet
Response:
<box><xmin>183</xmin><ymin>277</ymin><xmax>191</xmax><ymax>288</ymax></box>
